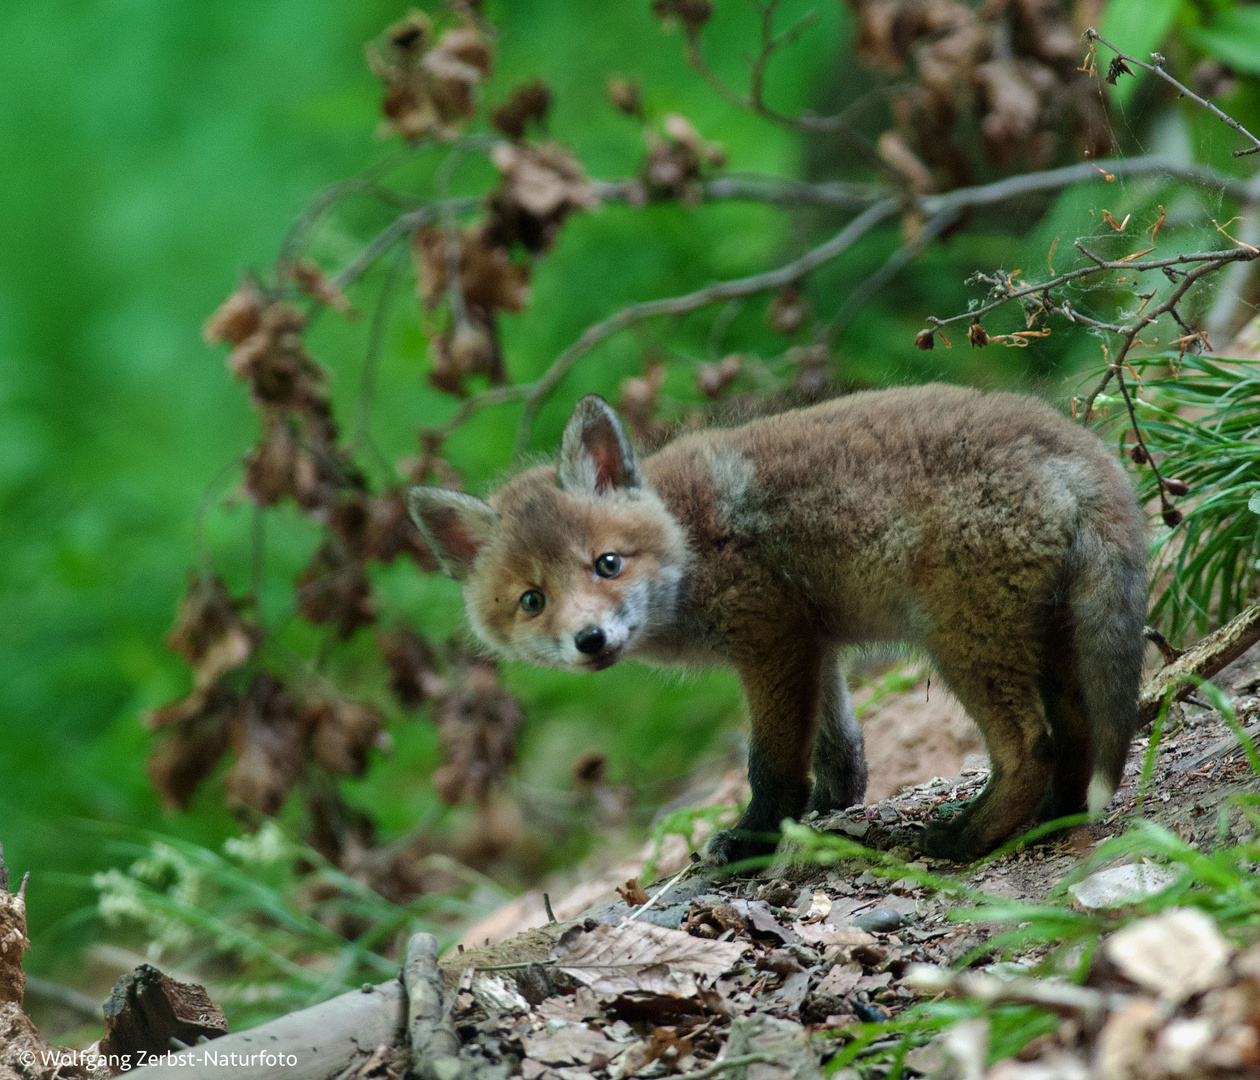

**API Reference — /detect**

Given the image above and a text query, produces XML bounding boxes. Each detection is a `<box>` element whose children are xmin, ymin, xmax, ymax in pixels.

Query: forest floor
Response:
<box><xmin>435</xmin><ymin>646</ymin><xmax>1260</xmax><ymax>1080</ymax></box>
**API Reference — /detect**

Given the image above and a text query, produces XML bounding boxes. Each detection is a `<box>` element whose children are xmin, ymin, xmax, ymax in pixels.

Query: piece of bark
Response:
<box><xmin>0</xmin><ymin>858</ymin><xmax>28</xmax><ymax>1007</ymax></box>
<box><xmin>402</xmin><ymin>932</ymin><xmax>466</xmax><ymax>1080</ymax></box>
<box><xmin>127</xmin><ymin>980</ymin><xmax>404</xmax><ymax>1080</ymax></box>
<box><xmin>1</xmin><ymin>1001</ymin><xmax>92</xmax><ymax>1080</ymax></box>
<box><xmin>1140</xmin><ymin>604</ymin><xmax>1260</xmax><ymax>727</ymax></box>
<box><xmin>99</xmin><ymin>965</ymin><xmax>227</xmax><ymax>1064</ymax></box>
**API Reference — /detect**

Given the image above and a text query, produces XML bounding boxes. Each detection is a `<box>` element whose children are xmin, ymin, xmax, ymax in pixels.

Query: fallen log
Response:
<box><xmin>1139</xmin><ymin>603</ymin><xmax>1260</xmax><ymax>727</ymax></box>
<box><xmin>126</xmin><ymin>980</ymin><xmax>404</xmax><ymax>1080</ymax></box>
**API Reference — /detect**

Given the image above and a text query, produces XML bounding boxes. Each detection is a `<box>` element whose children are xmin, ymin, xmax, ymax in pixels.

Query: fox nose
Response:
<box><xmin>574</xmin><ymin>626</ymin><xmax>606</xmax><ymax>655</ymax></box>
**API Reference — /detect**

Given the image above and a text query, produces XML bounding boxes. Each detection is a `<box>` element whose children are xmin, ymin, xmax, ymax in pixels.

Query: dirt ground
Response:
<box><xmin>433</xmin><ymin>646</ymin><xmax>1260</xmax><ymax>1079</ymax></box>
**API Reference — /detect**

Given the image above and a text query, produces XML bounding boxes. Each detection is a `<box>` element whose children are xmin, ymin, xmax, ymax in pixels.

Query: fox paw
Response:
<box><xmin>919</xmin><ymin>818</ymin><xmax>989</xmax><ymax>864</ymax></box>
<box><xmin>701</xmin><ymin>828</ymin><xmax>778</xmax><ymax>869</ymax></box>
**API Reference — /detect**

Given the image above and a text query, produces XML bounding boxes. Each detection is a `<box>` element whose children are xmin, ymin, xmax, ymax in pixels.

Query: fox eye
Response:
<box><xmin>519</xmin><ymin>590</ymin><xmax>546</xmax><ymax>616</ymax></box>
<box><xmin>595</xmin><ymin>553</ymin><xmax>623</xmax><ymax>579</ymax></box>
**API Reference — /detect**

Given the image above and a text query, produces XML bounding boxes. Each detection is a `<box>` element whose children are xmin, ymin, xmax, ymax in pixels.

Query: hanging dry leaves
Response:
<box><xmin>166</xmin><ymin>573</ymin><xmax>259</xmax><ymax>691</ymax></box>
<box><xmin>767</xmin><ymin>285</ymin><xmax>810</xmax><ymax>336</ymax></box>
<box><xmin>428</xmin><ymin>306</ymin><xmax>507</xmax><ymax>395</ymax></box>
<box><xmin>363</xmin><ymin>487</ymin><xmax>440</xmax><ymax>568</ymax></box>
<box><xmin>848</xmin><ymin>0</ymin><xmax>1110</xmax><ymax>187</ymax></box>
<box><xmin>975</xmin><ymin>58</ymin><xmax>1056</xmax><ymax>168</ymax></box>
<box><xmin>378</xmin><ymin>627</ymin><xmax>445</xmax><ymax>710</ymax></box>
<box><xmin>414</xmin><ymin>225</ymin><xmax>531</xmax><ymax>313</ymax></box>
<box><xmin>607</xmin><ymin>75</ymin><xmax>644</xmax><ymax>118</ymax></box>
<box><xmin>619</xmin><ymin>363</ymin><xmax>667</xmax><ymax>443</ymax></box>
<box><xmin>431</xmin><ymin>649</ymin><xmax>522</xmax><ymax>805</ymax></box>
<box><xmin>203</xmin><ymin>279</ymin><xmax>265</xmax><ymax>347</ymax></box>
<box><xmin>304</xmin><ymin>698</ymin><xmax>385</xmax><ymax>778</ymax></box>
<box><xmin>296</xmin><ymin>541</ymin><xmax>376</xmax><ymax>639</ymax></box>
<box><xmin>288</xmin><ymin>257</ymin><xmax>357</xmax><ymax>317</ymax></box>
<box><xmin>367</xmin><ymin>13</ymin><xmax>493</xmax><ymax>141</ymax></box>
<box><xmin>226</xmin><ymin>675</ymin><xmax>304</xmax><ymax>815</ymax></box>
<box><xmin>491</xmin><ymin>78</ymin><xmax>551</xmax><ymax>141</ymax></box>
<box><xmin>790</xmin><ymin>344</ymin><xmax>831</xmax><ymax>398</ymax></box>
<box><xmin>697</xmin><ymin>355</ymin><xmax>742</xmax><ymax>399</ymax></box>
<box><xmin>485</xmin><ymin>142</ymin><xmax>599</xmax><ymax>254</ymax></box>
<box><xmin>146</xmin><ymin>683</ymin><xmax>238</xmax><ymax>811</ymax></box>
<box><xmin>642</xmin><ymin>114</ymin><xmax>724</xmax><ymax>204</ymax></box>
<box><xmin>651</xmin><ymin>0</ymin><xmax>714</xmax><ymax>32</ymax></box>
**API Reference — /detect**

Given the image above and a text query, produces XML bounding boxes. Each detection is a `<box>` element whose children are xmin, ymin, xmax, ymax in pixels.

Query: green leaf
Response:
<box><xmin>1100</xmin><ymin>0</ymin><xmax>1182</xmax><ymax>106</ymax></box>
<box><xmin>1250</xmin><ymin>491</ymin><xmax>1260</xmax><ymax>515</ymax></box>
<box><xmin>1191</xmin><ymin>8</ymin><xmax>1260</xmax><ymax>76</ymax></box>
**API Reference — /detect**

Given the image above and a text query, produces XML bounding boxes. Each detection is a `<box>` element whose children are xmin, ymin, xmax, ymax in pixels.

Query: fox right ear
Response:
<box><xmin>407</xmin><ymin>487</ymin><xmax>499</xmax><ymax>581</ymax></box>
<box><xmin>558</xmin><ymin>394</ymin><xmax>642</xmax><ymax>495</ymax></box>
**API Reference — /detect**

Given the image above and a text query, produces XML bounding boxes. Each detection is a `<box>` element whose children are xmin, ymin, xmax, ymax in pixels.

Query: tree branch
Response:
<box><xmin>509</xmin><ymin>196</ymin><xmax>901</xmax><ymax>454</ymax></box>
<box><xmin>1140</xmin><ymin>603</ymin><xmax>1260</xmax><ymax>726</ymax></box>
<box><xmin>1087</xmin><ymin>27</ymin><xmax>1260</xmax><ymax>158</ymax></box>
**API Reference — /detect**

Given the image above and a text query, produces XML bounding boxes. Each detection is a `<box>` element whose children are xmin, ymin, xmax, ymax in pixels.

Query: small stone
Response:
<box><xmin>1067</xmin><ymin>863</ymin><xmax>1178</xmax><ymax>911</ymax></box>
<box><xmin>1105</xmin><ymin>907</ymin><xmax>1231</xmax><ymax>1002</ymax></box>
<box><xmin>854</xmin><ymin>907</ymin><xmax>902</xmax><ymax>933</ymax></box>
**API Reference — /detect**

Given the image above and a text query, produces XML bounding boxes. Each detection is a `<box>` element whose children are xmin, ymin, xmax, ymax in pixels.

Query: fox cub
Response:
<box><xmin>408</xmin><ymin>385</ymin><xmax>1146</xmax><ymax>865</ymax></box>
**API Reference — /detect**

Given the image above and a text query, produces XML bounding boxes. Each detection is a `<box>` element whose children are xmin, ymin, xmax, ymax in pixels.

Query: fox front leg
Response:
<box><xmin>703</xmin><ymin>641</ymin><xmax>824</xmax><ymax>868</ymax></box>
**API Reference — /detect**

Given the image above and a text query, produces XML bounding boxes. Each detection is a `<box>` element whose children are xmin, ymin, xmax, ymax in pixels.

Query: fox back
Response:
<box><xmin>410</xmin><ymin>385</ymin><xmax>1147</xmax><ymax>865</ymax></box>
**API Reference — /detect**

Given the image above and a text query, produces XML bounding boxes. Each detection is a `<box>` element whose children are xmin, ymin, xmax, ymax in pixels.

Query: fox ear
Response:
<box><xmin>407</xmin><ymin>487</ymin><xmax>499</xmax><ymax>581</ymax></box>
<box><xmin>558</xmin><ymin>394</ymin><xmax>642</xmax><ymax>495</ymax></box>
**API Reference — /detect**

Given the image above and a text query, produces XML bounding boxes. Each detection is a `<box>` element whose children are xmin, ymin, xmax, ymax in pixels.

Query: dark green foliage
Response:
<box><xmin>1124</xmin><ymin>355</ymin><xmax>1260</xmax><ymax>638</ymax></box>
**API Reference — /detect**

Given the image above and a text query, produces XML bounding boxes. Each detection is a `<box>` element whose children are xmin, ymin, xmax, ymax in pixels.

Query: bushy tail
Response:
<box><xmin>1066</xmin><ymin>525</ymin><xmax>1147</xmax><ymax>816</ymax></box>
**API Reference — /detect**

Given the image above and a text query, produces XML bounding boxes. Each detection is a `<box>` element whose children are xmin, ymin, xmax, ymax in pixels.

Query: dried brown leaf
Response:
<box><xmin>226</xmin><ymin>675</ymin><xmax>303</xmax><ymax>815</ymax></box>
<box><xmin>305</xmin><ymin>698</ymin><xmax>384</xmax><ymax>777</ymax></box>
<box><xmin>432</xmin><ymin>650</ymin><xmax>522</xmax><ymax>804</ymax></box>
<box><xmin>290</xmin><ymin>258</ymin><xmax>357</xmax><ymax>317</ymax></box>
<box><xmin>551</xmin><ymin>922</ymin><xmax>747</xmax><ymax>999</ymax></box>
<box><xmin>491</xmin><ymin>78</ymin><xmax>551</xmax><ymax>141</ymax></box>
<box><xmin>296</xmin><ymin>541</ymin><xmax>375</xmax><ymax>639</ymax></box>
<box><xmin>377</xmin><ymin>627</ymin><xmax>444</xmax><ymax>710</ymax></box>
<box><xmin>617</xmin><ymin>878</ymin><xmax>652</xmax><ymax>907</ymax></box>
<box><xmin>166</xmin><ymin>573</ymin><xmax>259</xmax><ymax>690</ymax></box>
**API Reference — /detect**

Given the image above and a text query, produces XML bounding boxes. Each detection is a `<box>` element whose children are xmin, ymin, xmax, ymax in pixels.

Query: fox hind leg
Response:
<box><xmin>806</xmin><ymin>655</ymin><xmax>867</xmax><ymax>815</ymax></box>
<box><xmin>1035</xmin><ymin>634</ymin><xmax>1093</xmax><ymax>824</ymax></box>
<box><xmin>922</xmin><ymin>656</ymin><xmax>1054</xmax><ymax>862</ymax></box>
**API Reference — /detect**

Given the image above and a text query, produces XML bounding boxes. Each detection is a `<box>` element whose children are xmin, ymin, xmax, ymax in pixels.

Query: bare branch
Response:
<box><xmin>1140</xmin><ymin>603</ymin><xmax>1260</xmax><ymax>726</ymax></box>
<box><xmin>679</xmin><ymin>14</ymin><xmax>887</xmax><ymax>173</ymax></box>
<box><xmin>1087</xmin><ymin>27</ymin><xmax>1260</xmax><ymax>158</ymax></box>
<box><xmin>508</xmin><ymin>197</ymin><xmax>900</xmax><ymax>454</ymax></box>
<box><xmin>419</xmin><ymin>199</ymin><xmax>899</xmax><ymax>452</ymax></box>
<box><xmin>825</xmin><ymin>208</ymin><xmax>964</xmax><ymax>340</ymax></box>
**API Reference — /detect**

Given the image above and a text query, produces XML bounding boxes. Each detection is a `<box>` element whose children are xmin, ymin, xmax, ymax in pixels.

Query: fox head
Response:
<box><xmin>408</xmin><ymin>395</ymin><xmax>689</xmax><ymax>672</ymax></box>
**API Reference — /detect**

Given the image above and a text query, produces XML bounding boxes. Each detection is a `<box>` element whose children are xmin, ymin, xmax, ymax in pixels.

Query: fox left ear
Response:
<box><xmin>558</xmin><ymin>394</ymin><xmax>642</xmax><ymax>495</ymax></box>
<box><xmin>407</xmin><ymin>487</ymin><xmax>500</xmax><ymax>581</ymax></box>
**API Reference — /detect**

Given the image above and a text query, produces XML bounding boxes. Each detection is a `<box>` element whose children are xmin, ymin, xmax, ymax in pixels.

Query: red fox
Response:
<box><xmin>408</xmin><ymin>385</ymin><xmax>1146</xmax><ymax>865</ymax></box>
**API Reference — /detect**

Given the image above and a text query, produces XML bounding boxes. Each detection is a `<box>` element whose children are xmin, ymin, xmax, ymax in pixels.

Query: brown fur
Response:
<box><xmin>409</xmin><ymin>385</ymin><xmax>1147</xmax><ymax>865</ymax></box>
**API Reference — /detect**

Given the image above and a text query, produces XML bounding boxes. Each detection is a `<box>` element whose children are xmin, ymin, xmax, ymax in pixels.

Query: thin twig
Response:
<box><xmin>680</xmin><ymin>12</ymin><xmax>886</xmax><ymax>173</ymax></box>
<box><xmin>353</xmin><ymin>244</ymin><xmax>407</xmax><ymax>458</ymax></box>
<box><xmin>825</xmin><ymin>208</ymin><xmax>964</xmax><ymax>341</ymax></box>
<box><xmin>508</xmin><ymin>198</ymin><xmax>900</xmax><ymax>453</ymax></box>
<box><xmin>674</xmin><ymin>1054</ymin><xmax>772</xmax><ymax>1080</ymax></box>
<box><xmin>627</xmin><ymin>862</ymin><xmax>693</xmax><ymax>923</ymax></box>
<box><xmin>930</xmin><ymin>247</ymin><xmax>1254</xmax><ymax>331</ymax></box>
<box><xmin>1087</xmin><ymin>28</ymin><xmax>1260</xmax><ymax>157</ymax></box>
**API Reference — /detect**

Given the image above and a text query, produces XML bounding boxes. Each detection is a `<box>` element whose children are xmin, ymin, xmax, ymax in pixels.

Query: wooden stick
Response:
<box><xmin>403</xmin><ymin>932</ymin><xmax>465</xmax><ymax>1080</ymax></box>
<box><xmin>1140</xmin><ymin>604</ymin><xmax>1260</xmax><ymax>726</ymax></box>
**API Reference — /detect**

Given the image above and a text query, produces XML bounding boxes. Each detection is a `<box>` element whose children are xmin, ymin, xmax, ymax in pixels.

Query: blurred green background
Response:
<box><xmin>1</xmin><ymin>0</ymin><xmax>1257</xmax><ymax>979</ymax></box>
